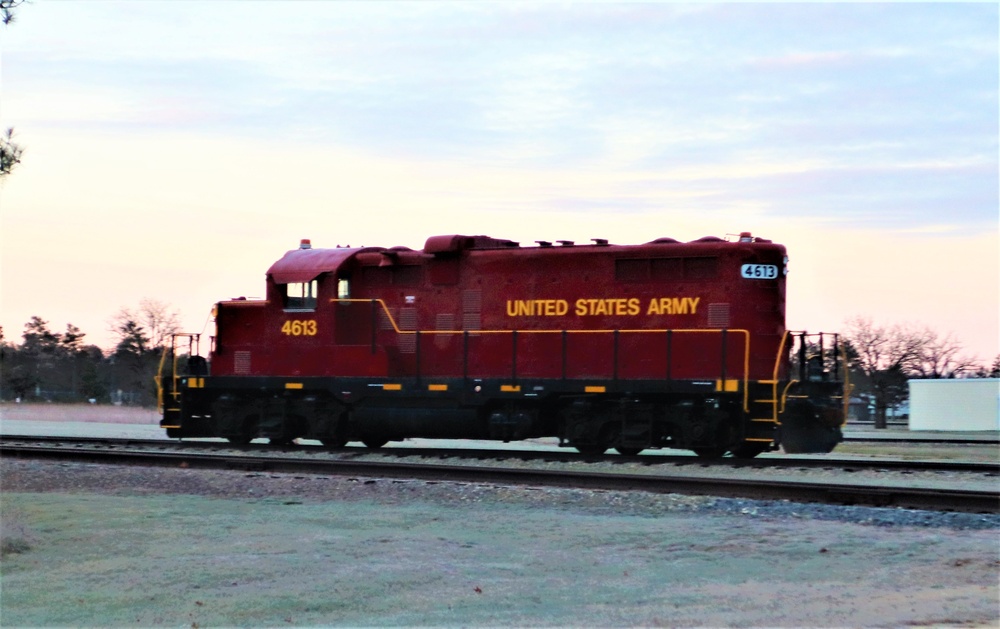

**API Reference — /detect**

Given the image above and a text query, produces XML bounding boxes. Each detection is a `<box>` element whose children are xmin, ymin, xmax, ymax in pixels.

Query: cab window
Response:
<box><xmin>286</xmin><ymin>280</ymin><xmax>317</xmax><ymax>310</ymax></box>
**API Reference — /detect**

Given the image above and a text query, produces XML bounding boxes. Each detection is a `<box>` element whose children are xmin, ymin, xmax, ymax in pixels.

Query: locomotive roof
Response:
<box><xmin>267</xmin><ymin>245</ymin><xmax>386</xmax><ymax>284</ymax></box>
<box><xmin>267</xmin><ymin>233</ymin><xmax>776</xmax><ymax>283</ymax></box>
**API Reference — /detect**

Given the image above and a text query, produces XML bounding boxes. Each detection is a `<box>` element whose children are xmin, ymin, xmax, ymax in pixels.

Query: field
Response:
<box><xmin>1</xmin><ymin>403</ymin><xmax>998</xmax><ymax>626</ymax></box>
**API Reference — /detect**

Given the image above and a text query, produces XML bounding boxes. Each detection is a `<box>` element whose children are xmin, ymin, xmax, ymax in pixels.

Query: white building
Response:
<box><xmin>908</xmin><ymin>379</ymin><xmax>1000</xmax><ymax>431</ymax></box>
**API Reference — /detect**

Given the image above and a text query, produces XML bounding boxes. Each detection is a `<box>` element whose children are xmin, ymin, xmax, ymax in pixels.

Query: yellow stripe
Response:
<box><xmin>744</xmin><ymin>437</ymin><xmax>773</xmax><ymax>442</ymax></box>
<box><xmin>160</xmin><ymin>425</ymin><xmax>180</xmax><ymax>429</ymax></box>
<box><xmin>750</xmin><ymin>418</ymin><xmax>777</xmax><ymax>423</ymax></box>
<box><xmin>187</xmin><ymin>378</ymin><xmax>204</xmax><ymax>388</ymax></box>
<box><xmin>285</xmin><ymin>382</ymin><xmax>303</xmax><ymax>390</ymax></box>
<box><xmin>715</xmin><ymin>379</ymin><xmax>739</xmax><ymax>392</ymax></box>
<box><xmin>383</xmin><ymin>383</ymin><xmax>402</xmax><ymax>391</ymax></box>
<box><xmin>500</xmin><ymin>384</ymin><xmax>521</xmax><ymax>393</ymax></box>
<box><xmin>428</xmin><ymin>384</ymin><xmax>448</xmax><ymax>392</ymax></box>
<box><xmin>584</xmin><ymin>385</ymin><xmax>606</xmax><ymax>393</ymax></box>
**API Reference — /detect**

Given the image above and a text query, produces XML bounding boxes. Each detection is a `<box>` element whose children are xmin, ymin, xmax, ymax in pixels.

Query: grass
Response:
<box><xmin>0</xmin><ymin>505</ymin><xmax>34</xmax><ymax>557</ymax></box>
<box><xmin>0</xmin><ymin>490</ymin><xmax>997</xmax><ymax>627</ymax></box>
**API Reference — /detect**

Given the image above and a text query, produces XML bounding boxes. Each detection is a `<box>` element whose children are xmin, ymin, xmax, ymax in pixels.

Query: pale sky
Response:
<box><xmin>1</xmin><ymin>2</ymin><xmax>997</xmax><ymax>362</ymax></box>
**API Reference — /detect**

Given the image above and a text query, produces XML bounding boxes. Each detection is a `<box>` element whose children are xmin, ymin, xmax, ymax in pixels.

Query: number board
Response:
<box><xmin>740</xmin><ymin>264</ymin><xmax>778</xmax><ymax>279</ymax></box>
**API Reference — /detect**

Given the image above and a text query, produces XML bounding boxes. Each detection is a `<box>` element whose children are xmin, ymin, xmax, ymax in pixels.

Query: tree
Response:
<box><xmin>1</xmin><ymin>2</ymin><xmax>26</xmax><ymax>179</ymax></box>
<box><xmin>911</xmin><ymin>328</ymin><xmax>980</xmax><ymax>379</ymax></box>
<box><xmin>0</xmin><ymin>128</ymin><xmax>23</xmax><ymax>178</ymax></box>
<box><xmin>21</xmin><ymin>316</ymin><xmax>60</xmax><ymax>355</ymax></box>
<box><xmin>1</xmin><ymin>0</ymin><xmax>26</xmax><ymax>25</ymax></box>
<box><xmin>110</xmin><ymin>318</ymin><xmax>157</xmax><ymax>406</ymax></box>
<box><xmin>842</xmin><ymin>316</ymin><xmax>926</xmax><ymax>428</ymax></box>
<box><xmin>110</xmin><ymin>298</ymin><xmax>180</xmax><ymax>351</ymax></box>
<box><xmin>842</xmin><ymin>316</ymin><xmax>984</xmax><ymax>428</ymax></box>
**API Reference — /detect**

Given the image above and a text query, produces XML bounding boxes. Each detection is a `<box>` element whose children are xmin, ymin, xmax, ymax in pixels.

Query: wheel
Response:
<box><xmin>692</xmin><ymin>447</ymin><xmax>727</xmax><ymax>459</ymax></box>
<box><xmin>575</xmin><ymin>445</ymin><xmax>607</xmax><ymax>455</ymax></box>
<box><xmin>227</xmin><ymin>435</ymin><xmax>252</xmax><ymax>445</ymax></box>
<box><xmin>269</xmin><ymin>437</ymin><xmax>296</xmax><ymax>446</ymax></box>
<box><xmin>321</xmin><ymin>438</ymin><xmax>348</xmax><ymax>449</ymax></box>
<box><xmin>615</xmin><ymin>447</ymin><xmax>643</xmax><ymax>456</ymax></box>
<box><xmin>362</xmin><ymin>439</ymin><xmax>388</xmax><ymax>449</ymax></box>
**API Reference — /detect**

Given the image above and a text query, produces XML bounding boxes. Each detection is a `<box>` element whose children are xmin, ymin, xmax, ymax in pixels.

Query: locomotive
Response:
<box><xmin>157</xmin><ymin>232</ymin><xmax>846</xmax><ymax>457</ymax></box>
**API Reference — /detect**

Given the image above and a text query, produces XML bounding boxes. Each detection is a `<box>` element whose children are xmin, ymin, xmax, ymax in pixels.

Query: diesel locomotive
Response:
<box><xmin>157</xmin><ymin>232</ymin><xmax>847</xmax><ymax>457</ymax></box>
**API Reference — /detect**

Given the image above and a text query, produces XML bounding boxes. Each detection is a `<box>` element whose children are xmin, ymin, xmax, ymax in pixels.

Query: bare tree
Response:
<box><xmin>110</xmin><ymin>298</ymin><xmax>181</xmax><ymax>350</ymax></box>
<box><xmin>843</xmin><ymin>316</ymin><xmax>927</xmax><ymax>428</ymax></box>
<box><xmin>911</xmin><ymin>328</ymin><xmax>980</xmax><ymax>379</ymax></box>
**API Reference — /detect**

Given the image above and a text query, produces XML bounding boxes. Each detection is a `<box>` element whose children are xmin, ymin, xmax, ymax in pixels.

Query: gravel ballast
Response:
<box><xmin>2</xmin><ymin>458</ymin><xmax>998</xmax><ymax>627</ymax></box>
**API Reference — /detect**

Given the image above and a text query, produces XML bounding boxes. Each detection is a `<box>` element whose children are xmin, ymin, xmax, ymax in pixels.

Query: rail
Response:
<box><xmin>4</xmin><ymin>440</ymin><xmax>996</xmax><ymax>513</ymax></box>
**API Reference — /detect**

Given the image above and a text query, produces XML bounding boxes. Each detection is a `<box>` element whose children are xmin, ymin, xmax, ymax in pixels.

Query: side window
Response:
<box><xmin>338</xmin><ymin>278</ymin><xmax>350</xmax><ymax>299</ymax></box>
<box><xmin>286</xmin><ymin>280</ymin><xmax>318</xmax><ymax>310</ymax></box>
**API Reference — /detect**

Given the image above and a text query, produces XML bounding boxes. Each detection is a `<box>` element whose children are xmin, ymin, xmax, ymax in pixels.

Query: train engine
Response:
<box><xmin>158</xmin><ymin>232</ymin><xmax>846</xmax><ymax>457</ymax></box>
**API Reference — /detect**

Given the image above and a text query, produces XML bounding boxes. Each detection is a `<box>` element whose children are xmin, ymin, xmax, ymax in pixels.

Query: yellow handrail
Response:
<box><xmin>330</xmin><ymin>298</ymin><xmax>752</xmax><ymax>410</ymax></box>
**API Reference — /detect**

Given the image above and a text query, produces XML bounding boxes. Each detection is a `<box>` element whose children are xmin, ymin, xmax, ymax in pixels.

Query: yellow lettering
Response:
<box><xmin>281</xmin><ymin>320</ymin><xmax>317</xmax><ymax>336</ymax></box>
<box><xmin>507</xmin><ymin>296</ymin><xmax>697</xmax><ymax>317</ymax></box>
<box><xmin>645</xmin><ymin>296</ymin><xmax>702</xmax><ymax>317</ymax></box>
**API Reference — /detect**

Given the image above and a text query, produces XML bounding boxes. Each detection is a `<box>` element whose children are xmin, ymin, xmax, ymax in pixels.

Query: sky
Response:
<box><xmin>1</xmin><ymin>2</ymin><xmax>997</xmax><ymax>363</ymax></box>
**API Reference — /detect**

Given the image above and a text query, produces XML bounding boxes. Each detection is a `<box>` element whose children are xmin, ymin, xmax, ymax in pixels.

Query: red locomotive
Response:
<box><xmin>158</xmin><ymin>232</ymin><xmax>846</xmax><ymax>457</ymax></box>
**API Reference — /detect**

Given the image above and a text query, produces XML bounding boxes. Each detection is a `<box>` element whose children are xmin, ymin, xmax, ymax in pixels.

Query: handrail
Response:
<box><xmin>331</xmin><ymin>298</ymin><xmax>752</xmax><ymax>410</ymax></box>
<box><xmin>154</xmin><ymin>333</ymin><xmax>201</xmax><ymax>414</ymax></box>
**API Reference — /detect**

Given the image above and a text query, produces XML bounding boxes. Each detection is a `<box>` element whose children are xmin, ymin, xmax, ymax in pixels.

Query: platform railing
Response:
<box><xmin>155</xmin><ymin>333</ymin><xmax>201</xmax><ymax>415</ymax></box>
<box><xmin>767</xmin><ymin>330</ymin><xmax>849</xmax><ymax>424</ymax></box>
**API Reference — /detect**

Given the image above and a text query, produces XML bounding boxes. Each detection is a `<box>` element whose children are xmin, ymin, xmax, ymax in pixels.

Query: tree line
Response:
<box><xmin>0</xmin><ymin>299</ymin><xmax>182</xmax><ymax>407</ymax></box>
<box><xmin>841</xmin><ymin>316</ymin><xmax>999</xmax><ymax>428</ymax></box>
<box><xmin>2</xmin><ymin>308</ymin><xmax>997</xmax><ymax>421</ymax></box>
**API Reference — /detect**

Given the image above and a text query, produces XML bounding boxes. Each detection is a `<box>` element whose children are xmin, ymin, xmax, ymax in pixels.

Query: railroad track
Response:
<box><xmin>843</xmin><ymin>435</ymin><xmax>1000</xmax><ymax>446</ymax></box>
<box><xmin>1</xmin><ymin>435</ymin><xmax>997</xmax><ymax>474</ymax></box>
<box><xmin>2</xmin><ymin>437</ymin><xmax>997</xmax><ymax>514</ymax></box>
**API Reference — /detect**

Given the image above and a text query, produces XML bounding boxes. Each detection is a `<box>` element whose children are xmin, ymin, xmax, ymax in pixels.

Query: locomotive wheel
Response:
<box><xmin>575</xmin><ymin>445</ymin><xmax>607</xmax><ymax>455</ymax></box>
<box><xmin>692</xmin><ymin>447</ymin><xmax>727</xmax><ymax>459</ymax></box>
<box><xmin>321</xmin><ymin>438</ymin><xmax>348</xmax><ymax>449</ymax></box>
<box><xmin>615</xmin><ymin>447</ymin><xmax>643</xmax><ymax>456</ymax></box>
<box><xmin>227</xmin><ymin>435</ymin><xmax>253</xmax><ymax>445</ymax></box>
<box><xmin>362</xmin><ymin>439</ymin><xmax>388</xmax><ymax>449</ymax></box>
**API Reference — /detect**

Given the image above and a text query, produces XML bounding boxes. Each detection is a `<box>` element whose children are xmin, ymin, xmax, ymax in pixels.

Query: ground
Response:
<box><xmin>1</xmin><ymin>457</ymin><xmax>998</xmax><ymax>628</ymax></box>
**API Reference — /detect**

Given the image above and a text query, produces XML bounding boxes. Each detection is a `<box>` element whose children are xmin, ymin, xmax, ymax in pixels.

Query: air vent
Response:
<box><xmin>707</xmin><ymin>303</ymin><xmax>730</xmax><ymax>328</ymax></box>
<box><xmin>234</xmin><ymin>351</ymin><xmax>251</xmax><ymax>375</ymax></box>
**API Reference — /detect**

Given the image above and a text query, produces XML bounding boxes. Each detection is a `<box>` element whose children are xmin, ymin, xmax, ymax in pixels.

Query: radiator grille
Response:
<box><xmin>234</xmin><ymin>351</ymin><xmax>251</xmax><ymax>375</ymax></box>
<box><xmin>707</xmin><ymin>303</ymin><xmax>730</xmax><ymax>328</ymax></box>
